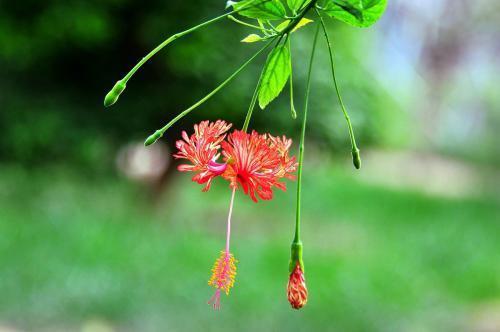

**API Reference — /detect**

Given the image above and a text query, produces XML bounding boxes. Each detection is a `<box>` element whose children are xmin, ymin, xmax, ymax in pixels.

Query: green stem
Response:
<box><xmin>242</xmin><ymin>72</ymin><xmax>263</xmax><ymax>133</ymax></box>
<box><xmin>144</xmin><ymin>1</ymin><xmax>320</xmax><ymax>143</ymax></box>
<box><xmin>290</xmin><ymin>23</ymin><xmax>320</xmax><ymax>273</ymax></box>
<box><xmin>288</xmin><ymin>37</ymin><xmax>297</xmax><ymax>120</ymax></box>
<box><xmin>145</xmin><ymin>38</ymin><xmax>276</xmax><ymax>146</ymax></box>
<box><xmin>257</xmin><ymin>20</ymin><xmax>271</xmax><ymax>36</ymax></box>
<box><xmin>242</xmin><ymin>35</ymin><xmax>283</xmax><ymax>132</ymax></box>
<box><xmin>293</xmin><ymin>23</ymin><xmax>320</xmax><ymax>245</ymax></box>
<box><xmin>242</xmin><ymin>2</ymin><xmax>318</xmax><ymax>131</ymax></box>
<box><xmin>297</xmin><ymin>0</ymin><xmax>312</xmax><ymax>13</ymax></box>
<box><xmin>282</xmin><ymin>0</ymin><xmax>318</xmax><ymax>35</ymax></box>
<box><xmin>228</xmin><ymin>15</ymin><xmax>272</xmax><ymax>32</ymax></box>
<box><xmin>122</xmin><ymin>0</ymin><xmax>267</xmax><ymax>84</ymax></box>
<box><xmin>316</xmin><ymin>9</ymin><xmax>361</xmax><ymax>169</ymax></box>
<box><xmin>104</xmin><ymin>0</ymin><xmax>270</xmax><ymax>107</ymax></box>
<box><xmin>266</xmin><ymin>20</ymin><xmax>277</xmax><ymax>32</ymax></box>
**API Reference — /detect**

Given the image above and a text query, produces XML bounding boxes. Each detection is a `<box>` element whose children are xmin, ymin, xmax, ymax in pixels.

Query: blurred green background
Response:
<box><xmin>1</xmin><ymin>0</ymin><xmax>499</xmax><ymax>331</ymax></box>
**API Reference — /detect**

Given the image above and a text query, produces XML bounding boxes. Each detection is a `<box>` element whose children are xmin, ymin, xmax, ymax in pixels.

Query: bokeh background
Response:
<box><xmin>1</xmin><ymin>0</ymin><xmax>499</xmax><ymax>331</ymax></box>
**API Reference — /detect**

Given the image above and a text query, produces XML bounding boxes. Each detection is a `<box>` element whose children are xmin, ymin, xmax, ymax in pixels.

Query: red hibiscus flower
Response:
<box><xmin>174</xmin><ymin>120</ymin><xmax>297</xmax><ymax>202</ymax></box>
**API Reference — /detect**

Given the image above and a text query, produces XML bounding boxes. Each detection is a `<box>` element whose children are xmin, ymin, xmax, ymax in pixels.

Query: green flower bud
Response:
<box><xmin>291</xmin><ymin>106</ymin><xmax>297</xmax><ymax>120</ymax></box>
<box><xmin>144</xmin><ymin>130</ymin><xmax>163</xmax><ymax>146</ymax></box>
<box><xmin>352</xmin><ymin>147</ymin><xmax>361</xmax><ymax>169</ymax></box>
<box><xmin>104</xmin><ymin>80</ymin><xmax>126</xmax><ymax>107</ymax></box>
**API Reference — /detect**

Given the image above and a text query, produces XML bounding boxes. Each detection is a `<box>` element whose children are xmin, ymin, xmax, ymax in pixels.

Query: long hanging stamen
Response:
<box><xmin>208</xmin><ymin>289</ymin><xmax>222</xmax><ymax>310</ymax></box>
<box><xmin>208</xmin><ymin>188</ymin><xmax>238</xmax><ymax>310</ymax></box>
<box><xmin>225</xmin><ymin>187</ymin><xmax>236</xmax><ymax>253</ymax></box>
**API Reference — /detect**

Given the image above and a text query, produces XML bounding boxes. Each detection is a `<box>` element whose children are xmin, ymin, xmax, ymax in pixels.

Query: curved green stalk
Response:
<box><xmin>290</xmin><ymin>23</ymin><xmax>320</xmax><ymax>273</ymax></box>
<box><xmin>242</xmin><ymin>35</ymin><xmax>284</xmax><ymax>132</ymax></box>
<box><xmin>228</xmin><ymin>15</ymin><xmax>272</xmax><ymax>33</ymax></box>
<box><xmin>288</xmin><ymin>37</ymin><xmax>297</xmax><ymax>119</ymax></box>
<box><xmin>145</xmin><ymin>38</ymin><xmax>276</xmax><ymax>146</ymax></box>
<box><xmin>242</xmin><ymin>72</ymin><xmax>263</xmax><ymax>133</ymax></box>
<box><xmin>104</xmin><ymin>0</ymin><xmax>270</xmax><ymax>107</ymax></box>
<box><xmin>316</xmin><ymin>9</ymin><xmax>361</xmax><ymax>169</ymax></box>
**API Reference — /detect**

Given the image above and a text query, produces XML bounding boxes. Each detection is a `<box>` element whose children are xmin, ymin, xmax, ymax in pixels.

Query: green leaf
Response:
<box><xmin>228</xmin><ymin>0</ymin><xmax>287</xmax><ymax>20</ymax></box>
<box><xmin>275</xmin><ymin>17</ymin><xmax>313</xmax><ymax>34</ymax></box>
<box><xmin>276</xmin><ymin>20</ymin><xmax>291</xmax><ymax>32</ymax></box>
<box><xmin>258</xmin><ymin>43</ymin><xmax>291</xmax><ymax>109</ymax></box>
<box><xmin>319</xmin><ymin>0</ymin><xmax>387</xmax><ymax>28</ymax></box>
<box><xmin>241</xmin><ymin>34</ymin><xmax>264</xmax><ymax>42</ymax></box>
<box><xmin>292</xmin><ymin>17</ymin><xmax>313</xmax><ymax>31</ymax></box>
<box><xmin>287</xmin><ymin>0</ymin><xmax>311</xmax><ymax>13</ymax></box>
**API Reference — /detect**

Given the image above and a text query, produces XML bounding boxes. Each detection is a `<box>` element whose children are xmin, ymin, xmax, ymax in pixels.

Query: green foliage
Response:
<box><xmin>258</xmin><ymin>43</ymin><xmax>292</xmax><ymax>109</ymax></box>
<box><xmin>241</xmin><ymin>33</ymin><xmax>264</xmax><ymax>42</ymax></box>
<box><xmin>275</xmin><ymin>17</ymin><xmax>314</xmax><ymax>32</ymax></box>
<box><xmin>228</xmin><ymin>0</ymin><xmax>287</xmax><ymax>20</ymax></box>
<box><xmin>287</xmin><ymin>0</ymin><xmax>311</xmax><ymax>13</ymax></box>
<box><xmin>319</xmin><ymin>0</ymin><xmax>388</xmax><ymax>27</ymax></box>
<box><xmin>3</xmin><ymin>0</ymin><xmax>495</xmax><ymax>167</ymax></box>
<box><xmin>239</xmin><ymin>18</ymin><xmax>313</xmax><ymax>44</ymax></box>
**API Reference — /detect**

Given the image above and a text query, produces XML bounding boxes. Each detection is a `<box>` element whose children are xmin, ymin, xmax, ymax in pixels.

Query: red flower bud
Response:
<box><xmin>287</xmin><ymin>263</ymin><xmax>308</xmax><ymax>309</ymax></box>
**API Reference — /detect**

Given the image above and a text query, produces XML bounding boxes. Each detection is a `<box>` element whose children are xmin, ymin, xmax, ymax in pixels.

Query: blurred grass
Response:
<box><xmin>0</xmin><ymin>163</ymin><xmax>499</xmax><ymax>331</ymax></box>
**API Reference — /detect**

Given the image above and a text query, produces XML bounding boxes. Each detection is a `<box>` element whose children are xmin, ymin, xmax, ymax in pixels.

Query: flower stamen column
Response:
<box><xmin>208</xmin><ymin>187</ymin><xmax>238</xmax><ymax>310</ymax></box>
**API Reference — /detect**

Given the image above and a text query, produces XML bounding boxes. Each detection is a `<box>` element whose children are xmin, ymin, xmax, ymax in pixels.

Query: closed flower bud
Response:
<box><xmin>144</xmin><ymin>130</ymin><xmax>163</xmax><ymax>146</ymax></box>
<box><xmin>104</xmin><ymin>80</ymin><xmax>126</xmax><ymax>107</ymax></box>
<box><xmin>352</xmin><ymin>147</ymin><xmax>361</xmax><ymax>169</ymax></box>
<box><xmin>287</xmin><ymin>263</ymin><xmax>308</xmax><ymax>310</ymax></box>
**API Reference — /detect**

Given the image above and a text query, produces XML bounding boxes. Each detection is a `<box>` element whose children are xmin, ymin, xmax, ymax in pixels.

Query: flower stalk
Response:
<box><xmin>132</xmin><ymin>0</ymin><xmax>320</xmax><ymax>145</ymax></box>
<box><xmin>144</xmin><ymin>38</ymin><xmax>275</xmax><ymax>146</ymax></box>
<box><xmin>225</xmin><ymin>187</ymin><xmax>236</xmax><ymax>253</ymax></box>
<box><xmin>316</xmin><ymin>9</ymin><xmax>361</xmax><ymax>169</ymax></box>
<box><xmin>242</xmin><ymin>69</ymin><xmax>264</xmax><ymax>133</ymax></box>
<box><xmin>104</xmin><ymin>0</ymin><xmax>272</xmax><ymax>107</ymax></box>
<box><xmin>287</xmin><ymin>22</ymin><xmax>319</xmax><ymax>311</ymax></box>
<box><xmin>291</xmin><ymin>23</ymin><xmax>319</xmax><ymax>260</ymax></box>
<box><xmin>227</xmin><ymin>15</ymin><xmax>273</xmax><ymax>33</ymax></box>
<box><xmin>288</xmin><ymin>37</ymin><xmax>297</xmax><ymax>120</ymax></box>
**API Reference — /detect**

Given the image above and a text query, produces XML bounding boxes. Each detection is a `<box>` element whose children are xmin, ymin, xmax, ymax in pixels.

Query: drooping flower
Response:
<box><xmin>174</xmin><ymin>121</ymin><xmax>297</xmax><ymax>309</ymax></box>
<box><xmin>174</xmin><ymin>120</ymin><xmax>232</xmax><ymax>191</ymax></box>
<box><xmin>287</xmin><ymin>262</ymin><xmax>308</xmax><ymax>310</ymax></box>
<box><xmin>174</xmin><ymin>121</ymin><xmax>297</xmax><ymax>202</ymax></box>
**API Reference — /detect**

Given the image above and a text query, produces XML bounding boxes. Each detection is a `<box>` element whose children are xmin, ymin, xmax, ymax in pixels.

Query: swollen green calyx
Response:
<box><xmin>289</xmin><ymin>241</ymin><xmax>304</xmax><ymax>273</ymax></box>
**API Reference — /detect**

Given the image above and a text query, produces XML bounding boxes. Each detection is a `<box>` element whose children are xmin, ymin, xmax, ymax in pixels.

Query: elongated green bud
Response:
<box><xmin>352</xmin><ymin>147</ymin><xmax>361</xmax><ymax>169</ymax></box>
<box><xmin>144</xmin><ymin>130</ymin><xmax>163</xmax><ymax>146</ymax></box>
<box><xmin>289</xmin><ymin>241</ymin><xmax>304</xmax><ymax>273</ymax></box>
<box><xmin>104</xmin><ymin>80</ymin><xmax>126</xmax><ymax>107</ymax></box>
<box><xmin>291</xmin><ymin>105</ymin><xmax>297</xmax><ymax>119</ymax></box>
